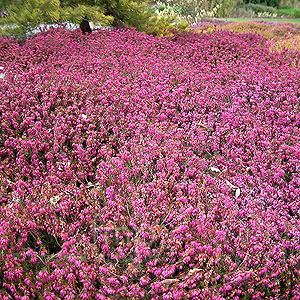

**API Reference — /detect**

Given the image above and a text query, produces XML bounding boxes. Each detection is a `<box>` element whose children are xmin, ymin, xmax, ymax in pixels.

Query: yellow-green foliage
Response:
<box><xmin>195</xmin><ymin>23</ymin><xmax>217</xmax><ymax>34</ymax></box>
<box><xmin>211</xmin><ymin>0</ymin><xmax>242</xmax><ymax>17</ymax></box>
<box><xmin>220</xmin><ymin>21</ymin><xmax>300</xmax><ymax>53</ymax></box>
<box><xmin>0</xmin><ymin>0</ymin><xmax>188</xmax><ymax>39</ymax></box>
<box><xmin>0</xmin><ymin>0</ymin><xmax>60</xmax><ymax>34</ymax></box>
<box><xmin>191</xmin><ymin>21</ymin><xmax>300</xmax><ymax>54</ymax></box>
<box><xmin>145</xmin><ymin>15</ymin><xmax>189</xmax><ymax>37</ymax></box>
<box><xmin>269</xmin><ymin>33</ymin><xmax>300</xmax><ymax>53</ymax></box>
<box><xmin>221</xmin><ymin>21</ymin><xmax>272</xmax><ymax>35</ymax></box>
<box><xmin>0</xmin><ymin>0</ymin><xmax>113</xmax><ymax>38</ymax></box>
<box><xmin>221</xmin><ymin>21</ymin><xmax>300</xmax><ymax>37</ymax></box>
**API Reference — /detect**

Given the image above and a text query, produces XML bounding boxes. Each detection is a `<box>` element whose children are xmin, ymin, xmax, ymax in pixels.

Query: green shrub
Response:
<box><xmin>243</xmin><ymin>0</ymin><xmax>281</xmax><ymax>8</ymax></box>
<box><xmin>0</xmin><ymin>0</ymin><xmax>188</xmax><ymax>40</ymax></box>
<box><xmin>153</xmin><ymin>0</ymin><xmax>242</xmax><ymax>21</ymax></box>
<box><xmin>245</xmin><ymin>3</ymin><xmax>277</xmax><ymax>14</ymax></box>
<box><xmin>232</xmin><ymin>5</ymin><xmax>257</xmax><ymax>17</ymax></box>
<box><xmin>277</xmin><ymin>6</ymin><xmax>300</xmax><ymax>17</ymax></box>
<box><xmin>294</xmin><ymin>9</ymin><xmax>300</xmax><ymax>17</ymax></box>
<box><xmin>233</xmin><ymin>3</ymin><xmax>278</xmax><ymax>17</ymax></box>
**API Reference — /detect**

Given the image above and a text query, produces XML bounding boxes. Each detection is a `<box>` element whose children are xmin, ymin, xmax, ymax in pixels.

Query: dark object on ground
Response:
<box><xmin>18</xmin><ymin>40</ymin><xmax>26</xmax><ymax>46</ymax></box>
<box><xmin>80</xmin><ymin>18</ymin><xmax>92</xmax><ymax>35</ymax></box>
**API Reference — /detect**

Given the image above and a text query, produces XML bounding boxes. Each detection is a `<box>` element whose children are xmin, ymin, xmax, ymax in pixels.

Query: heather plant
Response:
<box><xmin>222</xmin><ymin>22</ymin><xmax>300</xmax><ymax>52</ymax></box>
<box><xmin>220</xmin><ymin>20</ymin><xmax>300</xmax><ymax>38</ymax></box>
<box><xmin>194</xmin><ymin>21</ymin><xmax>300</xmax><ymax>53</ymax></box>
<box><xmin>0</xmin><ymin>26</ymin><xmax>300</xmax><ymax>299</ymax></box>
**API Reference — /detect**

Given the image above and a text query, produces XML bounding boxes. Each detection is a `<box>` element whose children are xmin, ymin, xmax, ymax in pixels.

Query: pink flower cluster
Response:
<box><xmin>192</xmin><ymin>21</ymin><xmax>300</xmax><ymax>55</ymax></box>
<box><xmin>0</xmin><ymin>27</ymin><xmax>299</xmax><ymax>299</ymax></box>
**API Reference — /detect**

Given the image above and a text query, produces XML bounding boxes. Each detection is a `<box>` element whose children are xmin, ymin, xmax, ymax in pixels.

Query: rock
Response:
<box><xmin>0</xmin><ymin>66</ymin><xmax>5</xmax><ymax>80</ymax></box>
<box><xmin>80</xmin><ymin>18</ymin><xmax>92</xmax><ymax>35</ymax></box>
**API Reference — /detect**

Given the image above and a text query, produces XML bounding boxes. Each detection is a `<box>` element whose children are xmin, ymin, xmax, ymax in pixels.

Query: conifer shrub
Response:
<box><xmin>0</xmin><ymin>0</ymin><xmax>188</xmax><ymax>40</ymax></box>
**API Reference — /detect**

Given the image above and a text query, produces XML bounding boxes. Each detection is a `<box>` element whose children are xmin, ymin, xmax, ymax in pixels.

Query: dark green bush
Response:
<box><xmin>245</xmin><ymin>3</ymin><xmax>277</xmax><ymax>13</ymax></box>
<box><xmin>294</xmin><ymin>9</ymin><xmax>300</xmax><ymax>17</ymax></box>
<box><xmin>277</xmin><ymin>6</ymin><xmax>300</xmax><ymax>17</ymax></box>
<box><xmin>243</xmin><ymin>0</ymin><xmax>281</xmax><ymax>8</ymax></box>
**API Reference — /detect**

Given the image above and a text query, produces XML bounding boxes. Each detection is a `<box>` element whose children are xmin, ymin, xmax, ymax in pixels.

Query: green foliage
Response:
<box><xmin>242</xmin><ymin>0</ymin><xmax>281</xmax><ymax>9</ymax></box>
<box><xmin>100</xmin><ymin>0</ymin><xmax>152</xmax><ymax>30</ymax></box>
<box><xmin>277</xmin><ymin>5</ymin><xmax>300</xmax><ymax>17</ymax></box>
<box><xmin>0</xmin><ymin>0</ymin><xmax>112</xmax><ymax>39</ymax></box>
<box><xmin>0</xmin><ymin>0</ymin><xmax>60</xmax><ymax>31</ymax></box>
<box><xmin>234</xmin><ymin>2</ymin><xmax>278</xmax><ymax>17</ymax></box>
<box><xmin>153</xmin><ymin>0</ymin><xmax>242</xmax><ymax>21</ymax></box>
<box><xmin>244</xmin><ymin>2</ymin><xmax>277</xmax><ymax>13</ymax></box>
<box><xmin>146</xmin><ymin>14</ymin><xmax>189</xmax><ymax>36</ymax></box>
<box><xmin>280</xmin><ymin>0</ymin><xmax>300</xmax><ymax>9</ymax></box>
<box><xmin>0</xmin><ymin>0</ymin><xmax>185</xmax><ymax>40</ymax></box>
<box><xmin>212</xmin><ymin>0</ymin><xmax>243</xmax><ymax>17</ymax></box>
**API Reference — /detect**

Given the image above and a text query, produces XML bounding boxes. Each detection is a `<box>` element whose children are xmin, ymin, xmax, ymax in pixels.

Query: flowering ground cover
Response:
<box><xmin>0</xmin><ymin>27</ymin><xmax>300</xmax><ymax>299</ymax></box>
<box><xmin>192</xmin><ymin>20</ymin><xmax>300</xmax><ymax>54</ymax></box>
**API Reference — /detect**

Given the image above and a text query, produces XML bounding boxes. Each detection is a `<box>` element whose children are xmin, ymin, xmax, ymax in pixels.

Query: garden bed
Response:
<box><xmin>0</xmin><ymin>27</ymin><xmax>300</xmax><ymax>299</ymax></box>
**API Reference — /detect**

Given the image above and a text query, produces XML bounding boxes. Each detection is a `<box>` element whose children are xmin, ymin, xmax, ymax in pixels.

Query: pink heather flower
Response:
<box><xmin>0</xmin><ymin>25</ymin><xmax>299</xmax><ymax>300</ymax></box>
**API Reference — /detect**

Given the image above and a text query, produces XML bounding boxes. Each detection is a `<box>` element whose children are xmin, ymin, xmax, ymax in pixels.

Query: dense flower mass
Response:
<box><xmin>0</xmin><ymin>27</ymin><xmax>300</xmax><ymax>299</ymax></box>
<box><xmin>192</xmin><ymin>21</ymin><xmax>300</xmax><ymax>54</ymax></box>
